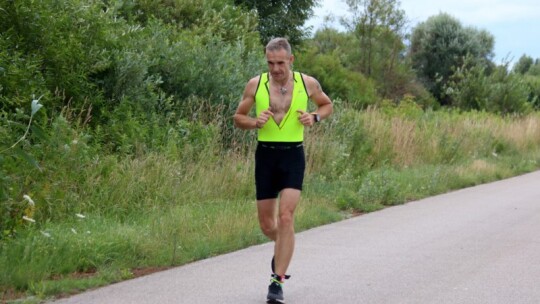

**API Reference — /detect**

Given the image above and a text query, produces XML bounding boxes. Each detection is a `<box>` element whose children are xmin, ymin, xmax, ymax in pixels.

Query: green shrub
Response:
<box><xmin>523</xmin><ymin>75</ymin><xmax>540</xmax><ymax>109</ymax></box>
<box><xmin>0</xmin><ymin>0</ymin><xmax>263</xmax><ymax>134</ymax></box>
<box><xmin>296</xmin><ymin>47</ymin><xmax>378</xmax><ymax>109</ymax></box>
<box><xmin>0</xmin><ymin>0</ymin><xmax>116</xmax><ymax>116</ymax></box>
<box><xmin>444</xmin><ymin>61</ymin><xmax>532</xmax><ymax>114</ymax></box>
<box><xmin>0</xmin><ymin>37</ymin><xmax>48</xmax><ymax>113</ymax></box>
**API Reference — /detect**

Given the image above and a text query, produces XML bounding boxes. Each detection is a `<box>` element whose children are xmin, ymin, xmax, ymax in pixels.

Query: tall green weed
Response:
<box><xmin>305</xmin><ymin>102</ymin><xmax>540</xmax><ymax>211</ymax></box>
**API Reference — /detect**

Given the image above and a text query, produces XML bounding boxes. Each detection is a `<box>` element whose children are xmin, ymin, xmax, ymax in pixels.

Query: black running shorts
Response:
<box><xmin>255</xmin><ymin>141</ymin><xmax>306</xmax><ymax>200</ymax></box>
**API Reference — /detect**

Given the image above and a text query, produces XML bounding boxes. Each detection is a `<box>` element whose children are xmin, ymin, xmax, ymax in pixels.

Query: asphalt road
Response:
<box><xmin>51</xmin><ymin>170</ymin><xmax>540</xmax><ymax>304</ymax></box>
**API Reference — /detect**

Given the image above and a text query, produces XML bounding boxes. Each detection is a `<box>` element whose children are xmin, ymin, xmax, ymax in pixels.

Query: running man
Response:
<box><xmin>233</xmin><ymin>37</ymin><xmax>333</xmax><ymax>303</ymax></box>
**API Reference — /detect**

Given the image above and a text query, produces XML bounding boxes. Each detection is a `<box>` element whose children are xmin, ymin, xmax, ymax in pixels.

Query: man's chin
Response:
<box><xmin>271</xmin><ymin>73</ymin><xmax>284</xmax><ymax>80</ymax></box>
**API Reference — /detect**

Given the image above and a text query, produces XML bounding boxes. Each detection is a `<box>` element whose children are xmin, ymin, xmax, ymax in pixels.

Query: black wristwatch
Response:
<box><xmin>312</xmin><ymin>113</ymin><xmax>321</xmax><ymax>123</ymax></box>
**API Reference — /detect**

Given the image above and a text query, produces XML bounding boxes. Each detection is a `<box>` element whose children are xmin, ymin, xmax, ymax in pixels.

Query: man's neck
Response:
<box><xmin>271</xmin><ymin>72</ymin><xmax>292</xmax><ymax>87</ymax></box>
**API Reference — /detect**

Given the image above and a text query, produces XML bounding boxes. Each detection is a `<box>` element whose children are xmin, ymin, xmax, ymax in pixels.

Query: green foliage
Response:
<box><xmin>234</xmin><ymin>0</ymin><xmax>319</xmax><ymax>47</ymax></box>
<box><xmin>527</xmin><ymin>59</ymin><xmax>540</xmax><ymax>76</ymax></box>
<box><xmin>298</xmin><ymin>29</ymin><xmax>380</xmax><ymax>107</ymax></box>
<box><xmin>523</xmin><ymin>75</ymin><xmax>540</xmax><ymax>109</ymax></box>
<box><xmin>296</xmin><ymin>42</ymin><xmax>377</xmax><ymax>109</ymax></box>
<box><xmin>2</xmin><ymin>103</ymin><xmax>540</xmax><ymax>300</ymax></box>
<box><xmin>513</xmin><ymin>54</ymin><xmax>534</xmax><ymax>74</ymax></box>
<box><xmin>0</xmin><ymin>0</ymin><xmax>269</xmax><ymax>238</ymax></box>
<box><xmin>340</xmin><ymin>0</ymin><xmax>419</xmax><ymax>101</ymax></box>
<box><xmin>0</xmin><ymin>96</ymin><xmax>228</xmax><ymax>237</ymax></box>
<box><xmin>444</xmin><ymin>58</ymin><xmax>532</xmax><ymax>114</ymax></box>
<box><xmin>327</xmin><ymin>111</ymin><xmax>376</xmax><ymax>179</ymax></box>
<box><xmin>343</xmin><ymin>0</ymin><xmax>407</xmax><ymax>79</ymax></box>
<box><xmin>2</xmin><ymin>1</ymin><xmax>540</xmax><ymax>301</ymax></box>
<box><xmin>114</xmin><ymin>0</ymin><xmax>225</xmax><ymax>27</ymax></box>
<box><xmin>0</xmin><ymin>98</ymin><xmax>48</xmax><ymax>240</ymax></box>
<box><xmin>409</xmin><ymin>13</ymin><xmax>495</xmax><ymax>104</ymax></box>
<box><xmin>336</xmin><ymin>188</ymin><xmax>384</xmax><ymax>212</ymax></box>
<box><xmin>313</xmin><ymin>107</ymin><xmax>540</xmax><ymax>214</ymax></box>
<box><xmin>0</xmin><ymin>36</ymin><xmax>48</xmax><ymax>113</ymax></box>
<box><xmin>154</xmin><ymin>31</ymin><xmax>263</xmax><ymax>104</ymax></box>
<box><xmin>306</xmin><ymin>23</ymin><xmax>433</xmax><ymax>108</ymax></box>
<box><xmin>0</xmin><ymin>0</ymin><xmax>262</xmax><ymax>125</ymax></box>
<box><xmin>0</xmin><ymin>0</ymin><xmax>118</xmax><ymax>116</ymax></box>
<box><xmin>0</xmin><ymin>115</ymin><xmax>95</xmax><ymax>237</ymax></box>
<box><xmin>113</xmin><ymin>0</ymin><xmax>261</xmax><ymax>50</ymax></box>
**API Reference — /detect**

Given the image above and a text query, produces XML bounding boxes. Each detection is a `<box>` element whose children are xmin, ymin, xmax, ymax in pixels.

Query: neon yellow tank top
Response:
<box><xmin>255</xmin><ymin>72</ymin><xmax>308</xmax><ymax>142</ymax></box>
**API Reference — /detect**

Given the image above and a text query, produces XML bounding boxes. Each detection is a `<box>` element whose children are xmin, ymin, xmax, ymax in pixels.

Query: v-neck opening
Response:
<box><xmin>265</xmin><ymin>73</ymin><xmax>298</xmax><ymax>130</ymax></box>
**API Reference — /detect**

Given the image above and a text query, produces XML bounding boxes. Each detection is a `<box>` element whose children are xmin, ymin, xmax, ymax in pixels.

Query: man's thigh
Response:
<box><xmin>257</xmin><ymin>198</ymin><xmax>278</xmax><ymax>222</ymax></box>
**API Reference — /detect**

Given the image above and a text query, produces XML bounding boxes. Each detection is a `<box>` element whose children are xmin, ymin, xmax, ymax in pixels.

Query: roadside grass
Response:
<box><xmin>1</xmin><ymin>196</ymin><xmax>342</xmax><ymax>303</ymax></box>
<box><xmin>1</xmin><ymin>105</ymin><xmax>540</xmax><ymax>302</ymax></box>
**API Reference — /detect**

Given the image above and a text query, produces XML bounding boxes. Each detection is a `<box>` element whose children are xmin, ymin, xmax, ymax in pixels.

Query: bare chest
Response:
<box><xmin>269</xmin><ymin>87</ymin><xmax>293</xmax><ymax>125</ymax></box>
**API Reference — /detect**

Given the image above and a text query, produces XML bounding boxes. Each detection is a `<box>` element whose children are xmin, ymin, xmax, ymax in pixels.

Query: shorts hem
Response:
<box><xmin>256</xmin><ymin>186</ymin><xmax>303</xmax><ymax>201</ymax></box>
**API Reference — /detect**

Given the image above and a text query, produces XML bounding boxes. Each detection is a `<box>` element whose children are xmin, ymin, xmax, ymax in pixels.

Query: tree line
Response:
<box><xmin>1</xmin><ymin>0</ymin><xmax>538</xmax><ymax>120</ymax></box>
<box><xmin>1</xmin><ymin>0</ymin><xmax>540</xmax><ymax>212</ymax></box>
<box><xmin>298</xmin><ymin>1</ymin><xmax>539</xmax><ymax>113</ymax></box>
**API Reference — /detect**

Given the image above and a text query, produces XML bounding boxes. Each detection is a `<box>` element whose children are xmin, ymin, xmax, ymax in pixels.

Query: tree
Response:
<box><xmin>527</xmin><ymin>59</ymin><xmax>540</xmax><ymax>76</ymax></box>
<box><xmin>234</xmin><ymin>0</ymin><xmax>319</xmax><ymax>48</ymax></box>
<box><xmin>295</xmin><ymin>29</ymin><xmax>378</xmax><ymax>108</ymax></box>
<box><xmin>443</xmin><ymin>56</ymin><xmax>531</xmax><ymax>114</ymax></box>
<box><xmin>409</xmin><ymin>13</ymin><xmax>494</xmax><ymax>104</ymax></box>
<box><xmin>523</xmin><ymin>75</ymin><xmax>540</xmax><ymax>109</ymax></box>
<box><xmin>513</xmin><ymin>54</ymin><xmax>534</xmax><ymax>74</ymax></box>
<box><xmin>342</xmin><ymin>0</ymin><xmax>406</xmax><ymax>75</ymax></box>
<box><xmin>341</xmin><ymin>0</ymin><xmax>408</xmax><ymax>98</ymax></box>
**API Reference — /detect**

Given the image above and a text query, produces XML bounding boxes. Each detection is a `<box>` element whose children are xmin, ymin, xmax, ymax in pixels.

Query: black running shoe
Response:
<box><xmin>267</xmin><ymin>279</ymin><xmax>284</xmax><ymax>304</ymax></box>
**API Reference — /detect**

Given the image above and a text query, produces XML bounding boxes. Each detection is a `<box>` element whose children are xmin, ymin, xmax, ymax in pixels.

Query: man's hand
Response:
<box><xmin>296</xmin><ymin>110</ymin><xmax>314</xmax><ymax>127</ymax></box>
<box><xmin>256</xmin><ymin>108</ymin><xmax>274</xmax><ymax>128</ymax></box>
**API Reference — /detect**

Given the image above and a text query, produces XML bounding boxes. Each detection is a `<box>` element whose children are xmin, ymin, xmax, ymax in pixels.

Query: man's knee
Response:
<box><xmin>259</xmin><ymin>219</ymin><xmax>277</xmax><ymax>236</ymax></box>
<box><xmin>257</xmin><ymin>198</ymin><xmax>277</xmax><ymax>237</ymax></box>
<box><xmin>277</xmin><ymin>189</ymin><xmax>300</xmax><ymax>228</ymax></box>
<box><xmin>278</xmin><ymin>211</ymin><xmax>294</xmax><ymax>228</ymax></box>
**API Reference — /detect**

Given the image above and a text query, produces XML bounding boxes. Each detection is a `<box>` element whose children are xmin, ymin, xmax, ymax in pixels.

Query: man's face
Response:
<box><xmin>266</xmin><ymin>48</ymin><xmax>294</xmax><ymax>82</ymax></box>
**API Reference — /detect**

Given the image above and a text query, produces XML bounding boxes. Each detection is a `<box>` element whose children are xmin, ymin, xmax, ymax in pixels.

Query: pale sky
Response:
<box><xmin>305</xmin><ymin>0</ymin><xmax>540</xmax><ymax>65</ymax></box>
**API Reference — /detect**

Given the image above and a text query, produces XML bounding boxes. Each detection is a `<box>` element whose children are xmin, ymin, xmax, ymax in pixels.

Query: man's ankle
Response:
<box><xmin>271</xmin><ymin>273</ymin><xmax>291</xmax><ymax>283</ymax></box>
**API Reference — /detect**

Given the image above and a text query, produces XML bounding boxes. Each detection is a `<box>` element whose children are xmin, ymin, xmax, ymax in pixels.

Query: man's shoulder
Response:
<box><xmin>244</xmin><ymin>74</ymin><xmax>264</xmax><ymax>96</ymax></box>
<box><xmin>298</xmin><ymin>72</ymin><xmax>314</xmax><ymax>81</ymax></box>
<box><xmin>246</xmin><ymin>74</ymin><xmax>260</xmax><ymax>89</ymax></box>
<box><xmin>248</xmin><ymin>73</ymin><xmax>266</xmax><ymax>84</ymax></box>
<box><xmin>297</xmin><ymin>72</ymin><xmax>317</xmax><ymax>86</ymax></box>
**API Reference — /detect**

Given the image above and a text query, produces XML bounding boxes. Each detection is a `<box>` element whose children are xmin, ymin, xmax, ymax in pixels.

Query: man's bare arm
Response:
<box><xmin>233</xmin><ymin>77</ymin><xmax>259</xmax><ymax>130</ymax></box>
<box><xmin>305</xmin><ymin>75</ymin><xmax>333</xmax><ymax>120</ymax></box>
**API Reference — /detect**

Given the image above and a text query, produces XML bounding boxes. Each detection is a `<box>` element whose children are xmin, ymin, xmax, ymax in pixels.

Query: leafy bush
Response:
<box><xmin>156</xmin><ymin>31</ymin><xmax>263</xmax><ymax>105</ymax></box>
<box><xmin>296</xmin><ymin>47</ymin><xmax>378</xmax><ymax>109</ymax></box>
<box><xmin>0</xmin><ymin>37</ymin><xmax>48</xmax><ymax>113</ymax></box>
<box><xmin>409</xmin><ymin>13</ymin><xmax>494</xmax><ymax>103</ymax></box>
<box><xmin>527</xmin><ymin>60</ymin><xmax>540</xmax><ymax>76</ymax></box>
<box><xmin>0</xmin><ymin>0</ymin><xmax>117</xmax><ymax>116</ymax></box>
<box><xmin>1</xmin><ymin>0</ymin><xmax>263</xmax><ymax>147</ymax></box>
<box><xmin>444</xmin><ymin>60</ymin><xmax>532</xmax><ymax>114</ymax></box>
<box><xmin>0</xmin><ymin>98</ymin><xmax>48</xmax><ymax>238</ymax></box>
<box><xmin>523</xmin><ymin>75</ymin><xmax>540</xmax><ymax>109</ymax></box>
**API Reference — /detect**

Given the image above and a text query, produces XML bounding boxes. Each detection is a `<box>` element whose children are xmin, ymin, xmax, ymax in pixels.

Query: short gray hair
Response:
<box><xmin>265</xmin><ymin>37</ymin><xmax>292</xmax><ymax>55</ymax></box>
